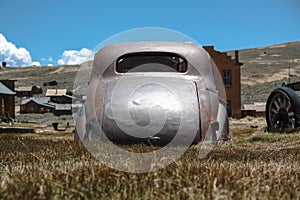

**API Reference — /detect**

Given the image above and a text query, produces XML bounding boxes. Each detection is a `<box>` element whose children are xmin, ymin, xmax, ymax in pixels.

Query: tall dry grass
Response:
<box><xmin>0</xmin><ymin>129</ymin><xmax>300</xmax><ymax>199</ymax></box>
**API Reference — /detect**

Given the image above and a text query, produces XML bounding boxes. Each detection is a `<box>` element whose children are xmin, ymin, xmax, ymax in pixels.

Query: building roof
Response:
<box><xmin>21</xmin><ymin>97</ymin><xmax>55</xmax><ymax>108</ymax></box>
<box><xmin>55</xmin><ymin>104</ymin><xmax>72</xmax><ymax>110</ymax></box>
<box><xmin>203</xmin><ymin>46</ymin><xmax>243</xmax><ymax>66</ymax></box>
<box><xmin>16</xmin><ymin>86</ymin><xmax>32</xmax><ymax>92</ymax></box>
<box><xmin>45</xmin><ymin>89</ymin><xmax>68</xmax><ymax>96</ymax></box>
<box><xmin>93</xmin><ymin>41</ymin><xmax>214</xmax><ymax>77</ymax></box>
<box><xmin>72</xmin><ymin>104</ymin><xmax>82</xmax><ymax>108</ymax></box>
<box><xmin>63</xmin><ymin>94</ymin><xmax>76</xmax><ymax>99</ymax></box>
<box><xmin>32</xmin><ymin>85</ymin><xmax>42</xmax><ymax>89</ymax></box>
<box><xmin>0</xmin><ymin>82</ymin><xmax>15</xmax><ymax>95</ymax></box>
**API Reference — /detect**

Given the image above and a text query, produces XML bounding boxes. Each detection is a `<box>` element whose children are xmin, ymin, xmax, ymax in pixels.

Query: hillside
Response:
<box><xmin>230</xmin><ymin>41</ymin><xmax>300</xmax><ymax>84</ymax></box>
<box><xmin>0</xmin><ymin>65</ymin><xmax>80</xmax><ymax>93</ymax></box>
<box><xmin>1</xmin><ymin>41</ymin><xmax>299</xmax><ymax>104</ymax></box>
<box><xmin>228</xmin><ymin>41</ymin><xmax>300</xmax><ymax>103</ymax></box>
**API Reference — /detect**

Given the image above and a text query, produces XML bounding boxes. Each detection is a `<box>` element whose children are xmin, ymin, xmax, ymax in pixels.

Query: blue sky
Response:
<box><xmin>0</xmin><ymin>0</ymin><xmax>299</xmax><ymax>66</ymax></box>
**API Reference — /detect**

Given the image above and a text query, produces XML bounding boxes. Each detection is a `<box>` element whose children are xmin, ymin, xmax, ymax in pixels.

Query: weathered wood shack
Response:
<box><xmin>0</xmin><ymin>82</ymin><xmax>16</xmax><ymax>118</ymax></box>
<box><xmin>45</xmin><ymin>89</ymin><xmax>73</xmax><ymax>104</ymax></box>
<box><xmin>20</xmin><ymin>97</ymin><xmax>55</xmax><ymax>114</ymax></box>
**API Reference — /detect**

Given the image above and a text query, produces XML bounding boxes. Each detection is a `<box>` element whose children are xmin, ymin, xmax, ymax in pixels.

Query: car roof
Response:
<box><xmin>92</xmin><ymin>41</ymin><xmax>212</xmax><ymax>76</ymax></box>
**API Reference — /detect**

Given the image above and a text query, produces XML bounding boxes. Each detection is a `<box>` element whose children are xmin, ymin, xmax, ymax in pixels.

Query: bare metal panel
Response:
<box><xmin>101</xmin><ymin>77</ymin><xmax>200</xmax><ymax>144</ymax></box>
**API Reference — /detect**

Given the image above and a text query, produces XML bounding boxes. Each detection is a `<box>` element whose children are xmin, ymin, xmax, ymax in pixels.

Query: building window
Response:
<box><xmin>223</xmin><ymin>70</ymin><xmax>232</xmax><ymax>86</ymax></box>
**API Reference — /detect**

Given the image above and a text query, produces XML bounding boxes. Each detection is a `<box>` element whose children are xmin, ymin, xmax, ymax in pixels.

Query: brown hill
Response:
<box><xmin>1</xmin><ymin>42</ymin><xmax>299</xmax><ymax>104</ymax></box>
<box><xmin>228</xmin><ymin>41</ymin><xmax>300</xmax><ymax>85</ymax></box>
<box><xmin>228</xmin><ymin>41</ymin><xmax>300</xmax><ymax>103</ymax></box>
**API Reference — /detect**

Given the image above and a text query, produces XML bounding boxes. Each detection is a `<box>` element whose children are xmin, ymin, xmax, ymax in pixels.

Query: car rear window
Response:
<box><xmin>116</xmin><ymin>52</ymin><xmax>187</xmax><ymax>73</ymax></box>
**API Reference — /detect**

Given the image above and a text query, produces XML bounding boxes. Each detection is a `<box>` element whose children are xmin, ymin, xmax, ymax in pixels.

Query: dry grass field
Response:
<box><xmin>1</xmin><ymin>118</ymin><xmax>300</xmax><ymax>199</ymax></box>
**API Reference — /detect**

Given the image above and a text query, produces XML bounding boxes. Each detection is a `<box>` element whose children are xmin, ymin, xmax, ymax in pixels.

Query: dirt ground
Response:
<box><xmin>229</xmin><ymin>117</ymin><xmax>266</xmax><ymax>136</ymax></box>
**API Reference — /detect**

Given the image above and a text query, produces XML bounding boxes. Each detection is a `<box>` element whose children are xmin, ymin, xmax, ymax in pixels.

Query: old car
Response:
<box><xmin>266</xmin><ymin>81</ymin><xmax>300</xmax><ymax>132</ymax></box>
<box><xmin>75</xmin><ymin>41</ymin><xmax>229</xmax><ymax>145</ymax></box>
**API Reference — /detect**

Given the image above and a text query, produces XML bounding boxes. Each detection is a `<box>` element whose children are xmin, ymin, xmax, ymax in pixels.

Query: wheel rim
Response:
<box><xmin>268</xmin><ymin>91</ymin><xmax>296</xmax><ymax>132</ymax></box>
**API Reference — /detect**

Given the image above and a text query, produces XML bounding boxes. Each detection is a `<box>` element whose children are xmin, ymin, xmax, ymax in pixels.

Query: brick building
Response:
<box><xmin>203</xmin><ymin>46</ymin><xmax>243</xmax><ymax>118</ymax></box>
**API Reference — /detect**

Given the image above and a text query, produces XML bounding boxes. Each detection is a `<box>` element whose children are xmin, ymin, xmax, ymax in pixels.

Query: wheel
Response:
<box><xmin>266</xmin><ymin>87</ymin><xmax>300</xmax><ymax>132</ymax></box>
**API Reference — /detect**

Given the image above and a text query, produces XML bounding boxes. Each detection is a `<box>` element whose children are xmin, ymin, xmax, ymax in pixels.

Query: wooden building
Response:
<box><xmin>20</xmin><ymin>97</ymin><xmax>55</xmax><ymax>114</ymax></box>
<box><xmin>54</xmin><ymin>104</ymin><xmax>72</xmax><ymax>116</ymax></box>
<box><xmin>0</xmin><ymin>82</ymin><xmax>16</xmax><ymax>118</ymax></box>
<box><xmin>16</xmin><ymin>85</ymin><xmax>42</xmax><ymax>97</ymax></box>
<box><xmin>0</xmin><ymin>80</ymin><xmax>16</xmax><ymax>92</ymax></box>
<box><xmin>45</xmin><ymin>89</ymin><xmax>73</xmax><ymax>104</ymax></box>
<box><xmin>31</xmin><ymin>85</ymin><xmax>43</xmax><ymax>95</ymax></box>
<box><xmin>203</xmin><ymin>46</ymin><xmax>243</xmax><ymax>118</ymax></box>
<box><xmin>16</xmin><ymin>86</ymin><xmax>32</xmax><ymax>97</ymax></box>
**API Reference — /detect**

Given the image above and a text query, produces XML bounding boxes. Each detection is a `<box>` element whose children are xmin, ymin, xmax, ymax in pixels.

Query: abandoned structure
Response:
<box><xmin>45</xmin><ymin>89</ymin><xmax>73</xmax><ymax>104</ymax></box>
<box><xmin>20</xmin><ymin>96</ymin><xmax>77</xmax><ymax>116</ymax></box>
<box><xmin>203</xmin><ymin>46</ymin><xmax>242</xmax><ymax>118</ymax></box>
<box><xmin>0</xmin><ymin>81</ymin><xmax>16</xmax><ymax>118</ymax></box>
<box><xmin>16</xmin><ymin>85</ymin><xmax>42</xmax><ymax>97</ymax></box>
<box><xmin>20</xmin><ymin>97</ymin><xmax>55</xmax><ymax>114</ymax></box>
<box><xmin>54</xmin><ymin>104</ymin><xmax>72</xmax><ymax>116</ymax></box>
<box><xmin>0</xmin><ymin>80</ymin><xmax>16</xmax><ymax>92</ymax></box>
<box><xmin>20</xmin><ymin>89</ymin><xmax>77</xmax><ymax>116</ymax></box>
<box><xmin>16</xmin><ymin>86</ymin><xmax>32</xmax><ymax>97</ymax></box>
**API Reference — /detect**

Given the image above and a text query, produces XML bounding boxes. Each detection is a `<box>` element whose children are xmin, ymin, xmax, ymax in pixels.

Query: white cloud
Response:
<box><xmin>32</xmin><ymin>61</ymin><xmax>41</xmax><ymax>66</ymax></box>
<box><xmin>0</xmin><ymin>33</ymin><xmax>93</xmax><ymax>67</ymax></box>
<box><xmin>58</xmin><ymin>48</ymin><xmax>93</xmax><ymax>65</ymax></box>
<box><xmin>0</xmin><ymin>33</ymin><xmax>38</xmax><ymax>67</ymax></box>
<box><xmin>47</xmin><ymin>64</ymin><xmax>53</xmax><ymax>66</ymax></box>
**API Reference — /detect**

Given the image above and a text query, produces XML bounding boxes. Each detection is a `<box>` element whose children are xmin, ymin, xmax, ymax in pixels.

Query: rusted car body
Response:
<box><xmin>75</xmin><ymin>41</ymin><xmax>229</xmax><ymax>145</ymax></box>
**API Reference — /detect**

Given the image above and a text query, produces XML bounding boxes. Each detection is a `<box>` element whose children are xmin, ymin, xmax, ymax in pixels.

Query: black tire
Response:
<box><xmin>266</xmin><ymin>87</ymin><xmax>300</xmax><ymax>133</ymax></box>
